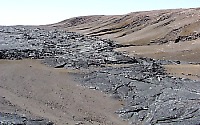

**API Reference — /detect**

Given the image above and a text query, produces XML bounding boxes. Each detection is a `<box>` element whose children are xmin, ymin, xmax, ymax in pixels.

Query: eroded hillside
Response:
<box><xmin>52</xmin><ymin>8</ymin><xmax>200</xmax><ymax>46</ymax></box>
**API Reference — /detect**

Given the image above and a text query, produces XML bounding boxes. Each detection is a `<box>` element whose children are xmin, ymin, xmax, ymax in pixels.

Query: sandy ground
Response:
<box><xmin>116</xmin><ymin>39</ymin><xmax>200</xmax><ymax>62</ymax></box>
<box><xmin>0</xmin><ymin>59</ymin><xmax>127</xmax><ymax>125</ymax></box>
<box><xmin>164</xmin><ymin>64</ymin><xmax>200</xmax><ymax>81</ymax></box>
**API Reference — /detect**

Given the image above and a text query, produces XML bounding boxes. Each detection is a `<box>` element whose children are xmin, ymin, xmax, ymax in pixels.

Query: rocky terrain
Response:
<box><xmin>0</xmin><ymin>26</ymin><xmax>136</xmax><ymax>68</ymax></box>
<box><xmin>0</xmin><ymin>24</ymin><xmax>200</xmax><ymax>125</ymax></box>
<box><xmin>0</xmin><ymin>112</ymin><xmax>53</xmax><ymax>125</ymax></box>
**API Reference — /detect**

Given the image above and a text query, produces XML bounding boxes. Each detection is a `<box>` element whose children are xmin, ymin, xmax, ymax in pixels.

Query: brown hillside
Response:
<box><xmin>52</xmin><ymin>8</ymin><xmax>200</xmax><ymax>46</ymax></box>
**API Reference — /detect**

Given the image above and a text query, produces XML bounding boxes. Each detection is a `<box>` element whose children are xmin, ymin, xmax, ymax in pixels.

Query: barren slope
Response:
<box><xmin>0</xmin><ymin>59</ymin><xmax>127</xmax><ymax>125</ymax></box>
<box><xmin>116</xmin><ymin>39</ymin><xmax>200</xmax><ymax>62</ymax></box>
<box><xmin>52</xmin><ymin>8</ymin><xmax>200</xmax><ymax>46</ymax></box>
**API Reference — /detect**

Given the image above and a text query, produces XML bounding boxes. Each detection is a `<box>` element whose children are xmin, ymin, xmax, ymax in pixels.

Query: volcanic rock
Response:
<box><xmin>0</xmin><ymin>25</ymin><xmax>200</xmax><ymax>125</ymax></box>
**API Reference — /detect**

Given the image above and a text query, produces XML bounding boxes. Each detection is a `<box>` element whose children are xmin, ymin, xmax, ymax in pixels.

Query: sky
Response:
<box><xmin>0</xmin><ymin>0</ymin><xmax>200</xmax><ymax>25</ymax></box>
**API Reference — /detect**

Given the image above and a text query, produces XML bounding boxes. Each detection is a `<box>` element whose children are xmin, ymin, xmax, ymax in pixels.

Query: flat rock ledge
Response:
<box><xmin>0</xmin><ymin>26</ymin><xmax>200</xmax><ymax>125</ymax></box>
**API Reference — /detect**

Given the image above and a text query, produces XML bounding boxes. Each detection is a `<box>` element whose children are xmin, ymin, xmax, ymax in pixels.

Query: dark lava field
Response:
<box><xmin>0</xmin><ymin>26</ymin><xmax>200</xmax><ymax>125</ymax></box>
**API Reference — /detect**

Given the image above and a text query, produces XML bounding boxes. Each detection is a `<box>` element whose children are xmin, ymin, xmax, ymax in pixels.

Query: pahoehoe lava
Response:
<box><xmin>0</xmin><ymin>26</ymin><xmax>200</xmax><ymax>125</ymax></box>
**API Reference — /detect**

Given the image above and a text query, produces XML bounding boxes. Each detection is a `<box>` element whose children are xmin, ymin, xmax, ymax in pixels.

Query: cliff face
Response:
<box><xmin>51</xmin><ymin>8</ymin><xmax>200</xmax><ymax>46</ymax></box>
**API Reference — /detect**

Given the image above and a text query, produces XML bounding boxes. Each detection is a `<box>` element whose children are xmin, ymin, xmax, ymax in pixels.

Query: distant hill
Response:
<box><xmin>51</xmin><ymin>8</ymin><xmax>200</xmax><ymax>46</ymax></box>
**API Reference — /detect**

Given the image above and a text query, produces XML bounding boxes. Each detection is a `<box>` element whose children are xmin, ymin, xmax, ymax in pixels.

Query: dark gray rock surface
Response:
<box><xmin>0</xmin><ymin>26</ymin><xmax>136</xmax><ymax>68</ymax></box>
<box><xmin>75</xmin><ymin>62</ymin><xmax>200</xmax><ymax>125</ymax></box>
<box><xmin>0</xmin><ymin>26</ymin><xmax>200</xmax><ymax>125</ymax></box>
<box><xmin>0</xmin><ymin>112</ymin><xmax>53</xmax><ymax>125</ymax></box>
